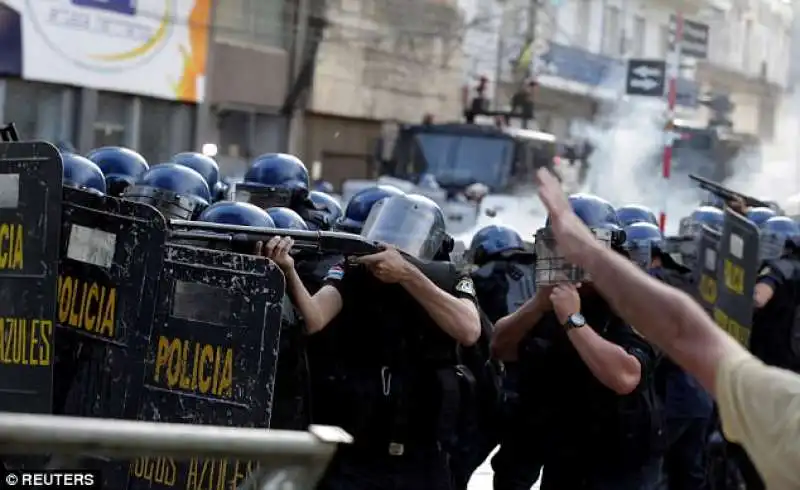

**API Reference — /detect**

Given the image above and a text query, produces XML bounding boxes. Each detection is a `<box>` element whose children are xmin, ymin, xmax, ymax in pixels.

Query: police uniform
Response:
<box><xmin>649</xmin><ymin>267</ymin><xmax>712</xmax><ymax>490</ymax></box>
<box><xmin>470</xmin><ymin>260</ymin><xmax>541</xmax><ymax>490</ymax></box>
<box><xmin>752</xmin><ymin>260</ymin><xmax>800</xmax><ymax>371</ymax></box>
<box><xmin>518</xmin><ymin>295</ymin><xmax>663</xmax><ymax>489</ymax></box>
<box><xmin>314</xmin><ymin>259</ymin><xmax>478</xmax><ymax>490</ymax></box>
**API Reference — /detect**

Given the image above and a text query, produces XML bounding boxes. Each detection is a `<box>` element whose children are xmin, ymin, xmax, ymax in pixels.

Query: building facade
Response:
<box><xmin>299</xmin><ymin>0</ymin><xmax>466</xmax><ymax>187</ymax></box>
<box><xmin>460</xmin><ymin>0</ymin><xmax>790</xmax><ymax>140</ymax></box>
<box><xmin>0</xmin><ymin>0</ymin><xmax>311</xmax><ymax>177</ymax></box>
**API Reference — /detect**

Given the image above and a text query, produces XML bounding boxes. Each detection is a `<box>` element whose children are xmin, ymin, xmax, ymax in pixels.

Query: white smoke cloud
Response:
<box><xmin>722</xmin><ymin>91</ymin><xmax>800</xmax><ymax>209</ymax></box>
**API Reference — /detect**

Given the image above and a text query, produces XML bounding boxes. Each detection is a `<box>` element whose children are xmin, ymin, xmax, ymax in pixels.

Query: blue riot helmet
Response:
<box><xmin>197</xmin><ymin>201</ymin><xmax>275</xmax><ymax>228</ymax></box>
<box><xmin>616</xmin><ymin>204</ymin><xmax>658</xmax><ymax>227</ymax></box>
<box><xmin>700</xmin><ymin>192</ymin><xmax>726</xmax><ymax>209</ymax></box>
<box><xmin>361</xmin><ymin>193</ymin><xmax>447</xmax><ymax>260</ymax></box>
<box><xmin>86</xmin><ymin>146</ymin><xmax>149</xmax><ymax>197</ymax></box>
<box><xmin>212</xmin><ymin>181</ymin><xmax>229</xmax><ymax>202</ymax></box>
<box><xmin>537</xmin><ymin>193</ymin><xmax>625</xmax><ymax>286</ymax></box>
<box><xmin>338</xmin><ymin>185</ymin><xmax>405</xmax><ymax>233</ymax></box>
<box><xmin>678</xmin><ymin>206</ymin><xmax>725</xmax><ymax>237</ymax></box>
<box><xmin>417</xmin><ymin>173</ymin><xmax>441</xmax><ymax>190</ymax></box>
<box><xmin>62</xmin><ymin>152</ymin><xmax>106</xmax><ymax>195</ymax></box>
<box><xmin>623</xmin><ymin>222</ymin><xmax>663</xmax><ymax>268</ymax></box>
<box><xmin>746</xmin><ymin>206</ymin><xmax>777</xmax><ymax>227</ymax></box>
<box><xmin>313</xmin><ymin>180</ymin><xmax>335</xmax><ymax>194</ymax></box>
<box><xmin>171</xmin><ymin>152</ymin><xmax>220</xmax><ymax>192</ymax></box>
<box><xmin>266</xmin><ymin>207</ymin><xmax>309</xmax><ymax>231</ymax></box>
<box><xmin>123</xmin><ymin>163</ymin><xmax>211</xmax><ymax>220</ymax></box>
<box><xmin>239</xmin><ymin>153</ymin><xmax>309</xmax><ymax>208</ymax></box>
<box><xmin>469</xmin><ymin>225</ymin><xmax>525</xmax><ymax>265</ymax></box>
<box><xmin>759</xmin><ymin>216</ymin><xmax>800</xmax><ymax>261</ymax></box>
<box><xmin>308</xmin><ymin>191</ymin><xmax>343</xmax><ymax>231</ymax></box>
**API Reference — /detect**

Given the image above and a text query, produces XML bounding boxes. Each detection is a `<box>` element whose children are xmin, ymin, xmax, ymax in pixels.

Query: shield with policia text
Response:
<box><xmin>128</xmin><ymin>242</ymin><xmax>285</xmax><ymax>490</ymax></box>
<box><xmin>714</xmin><ymin>209</ymin><xmax>759</xmax><ymax>347</ymax></box>
<box><xmin>54</xmin><ymin>188</ymin><xmax>167</xmax><ymax>488</ymax></box>
<box><xmin>0</xmin><ymin>142</ymin><xmax>62</xmax><ymax>415</ymax></box>
<box><xmin>694</xmin><ymin>225</ymin><xmax>721</xmax><ymax>315</ymax></box>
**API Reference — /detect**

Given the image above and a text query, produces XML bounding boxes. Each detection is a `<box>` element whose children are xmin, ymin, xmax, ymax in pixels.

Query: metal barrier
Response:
<box><xmin>0</xmin><ymin>413</ymin><xmax>351</xmax><ymax>489</ymax></box>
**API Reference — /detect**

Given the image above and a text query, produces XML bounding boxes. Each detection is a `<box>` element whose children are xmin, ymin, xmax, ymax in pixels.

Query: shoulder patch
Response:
<box><xmin>455</xmin><ymin>277</ymin><xmax>476</xmax><ymax>296</ymax></box>
<box><xmin>325</xmin><ymin>264</ymin><xmax>345</xmax><ymax>281</ymax></box>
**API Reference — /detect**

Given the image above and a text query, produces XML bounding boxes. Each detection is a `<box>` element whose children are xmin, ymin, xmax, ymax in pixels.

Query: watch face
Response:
<box><xmin>569</xmin><ymin>313</ymin><xmax>586</xmax><ymax>327</ymax></box>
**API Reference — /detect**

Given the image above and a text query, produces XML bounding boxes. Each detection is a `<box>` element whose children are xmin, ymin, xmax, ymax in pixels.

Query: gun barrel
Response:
<box><xmin>688</xmin><ymin>174</ymin><xmax>770</xmax><ymax>208</ymax></box>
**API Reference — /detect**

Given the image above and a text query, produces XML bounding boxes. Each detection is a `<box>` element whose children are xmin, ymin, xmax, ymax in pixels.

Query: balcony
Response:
<box><xmin>536</xmin><ymin>42</ymin><xmax>700</xmax><ymax>107</ymax></box>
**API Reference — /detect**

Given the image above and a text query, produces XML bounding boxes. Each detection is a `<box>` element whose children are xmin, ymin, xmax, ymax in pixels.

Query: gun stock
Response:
<box><xmin>688</xmin><ymin>174</ymin><xmax>770</xmax><ymax>209</ymax></box>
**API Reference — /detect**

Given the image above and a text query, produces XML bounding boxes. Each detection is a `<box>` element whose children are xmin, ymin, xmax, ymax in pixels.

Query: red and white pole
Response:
<box><xmin>660</xmin><ymin>13</ymin><xmax>683</xmax><ymax>233</ymax></box>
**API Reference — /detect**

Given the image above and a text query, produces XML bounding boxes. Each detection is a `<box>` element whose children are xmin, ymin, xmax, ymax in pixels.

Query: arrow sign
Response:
<box><xmin>632</xmin><ymin>65</ymin><xmax>662</xmax><ymax>79</ymax></box>
<box><xmin>626</xmin><ymin>59</ymin><xmax>667</xmax><ymax>97</ymax></box>
<box><xmin>630</xmin><ymin>78</ymin><xmax>659</xmax><ymax>91</ymax></box>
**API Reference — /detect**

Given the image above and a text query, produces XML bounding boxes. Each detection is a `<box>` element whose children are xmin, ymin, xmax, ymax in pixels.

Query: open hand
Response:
<box><xmin>535</xmin><ymin>168</ymin><xmax>601</xmax><ymax>266</ymax></box>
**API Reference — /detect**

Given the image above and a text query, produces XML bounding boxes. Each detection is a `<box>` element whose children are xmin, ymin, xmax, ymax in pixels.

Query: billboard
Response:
<box><xmin>0</xmin><ymin>0</ymin><xmax>210</xmax><ymax>102</ymax></box>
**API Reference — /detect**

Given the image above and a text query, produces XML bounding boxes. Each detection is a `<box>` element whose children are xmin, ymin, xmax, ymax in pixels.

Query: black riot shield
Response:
<box><xmin>0</xmin><ymin>142</ymin><xmax>62</xmax><ymax>414</ymax></box>
<box><xmin>714</xmin><ymin>209</ymin><xmax>760</xmax><ymax>347</ymax></box>
<box><xmin>129</xmin><ymin>244</ymin><xmax>284</xmax><ymax>490</ymax></box>
<box><xmin>54</xmin><ymin>189</ymin><xmax>167</xmax><ymax>488</ymax></box>
<box><xmin>694</xmin><ymin>226</ymin><xmax>721</xmax><ymax>315</ymax></box>
<box><xmin>55</xmin><ymin>188</ymin><xmax>167</xmax><ymax>420</ymax></box>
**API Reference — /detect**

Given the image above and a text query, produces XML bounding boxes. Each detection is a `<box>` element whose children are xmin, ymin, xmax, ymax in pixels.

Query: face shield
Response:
<box><xmin>624</xmin><ymin>239</ymin><xmax>655</xmax><ymax>269</ymax></box>
<box><xmin>533</xmin><ymin>227</ymin><xmax>614</xmax><ymax>287</ymax></box>
<box><xmin>663</xmin><ymin>236</ymin><xmax>699</xmax><ymax>269</ymax></box>
<box><xmin>759</xmin><ymin>233</ymin><xmax>788</xmax><ymax>262</ymax></box>
<box><xmin>232</xmin><ymin>182</ymin><xmax>293</xmax><ymax>209</ymax></box>
<box><xmin>123</xmin><ymin>186</ymin><xmax>208</xmax><ymax>220</ymax></box>
<box><xmin>361</xmin><ymin>196</ymin><xmax>446</xmax><ymax>260</ymax></box>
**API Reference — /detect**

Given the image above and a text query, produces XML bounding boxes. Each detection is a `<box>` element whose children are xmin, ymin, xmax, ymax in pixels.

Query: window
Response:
<box><xmin>659</xmin><ymin>24</ymin><xmax>670</xmax><ymax>58</ymax></box>
<box><xmin>215</xmin><ymin>0</ymin><xmax>286</xmax><ymax>48</ymax></box>
<box><xmin>576</xmin><ymin>0</ymin><xmax>591</xmax><ymax>49</ymax></box>
<box><xmin>633</xmin><ymin>16</ymin><xmax>646</xmax><ymax>57</ymax></box>
<box><xmin>743</xmin><ymin>19</ymin><xmax>753</xmax><ymax>71</ymax></box>
<box><xmin>4</xmin><ymin>80</ymin><xmax>72</xmax><ymax>144</ymax></box>
<box><xmin>602</xmin><ymin>6</ymin><xmax>621</xmax><ymax>55</ymax></box>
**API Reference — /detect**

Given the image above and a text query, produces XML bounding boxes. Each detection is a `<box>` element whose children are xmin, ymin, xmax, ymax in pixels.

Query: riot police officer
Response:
<box><xmin>492</xmin><ymin>193</ymin><xmax>663</xmax><ymax>489</ymax></box>
<box><xmin>171</xmin><ymin>152</ymin><xmax>222</xmax><ymax>200</ymax></box>
<box><xmin>466</xmin><ymin>225</ymin><xmax>541</xmax><ymax>490</ymax></box>
<box><xmin>308</xmin><ymin>191</ymin><xmax>343</xmax><ymax>231</ymax></box>
<box><xmin>337</xmin><ymin>185</ymin><xmax>404</xmax><ymax>233</ymax></box>
<box><xmin>616</xmin><ymin>204</ymin><xmax>658</xmax><ymax>228</ymax></box>
<box><xmin>258</xmin><ymin>193</ymin><xmax>481</xmax><ymax>490</ymax></box>
<box><xmin>123</xmin><ymin>163</ymin><xmax>211</xmax><ymax>220</ymax></box>
<box><xmin>62</xmin><ymin>152</ymin><xmax>107</xmax><ymax>195</ymax></box>
<box><xmin>746</xmin><ymin>206</ymin><xmax>777</xmax><ymax>227</ymax></box>
<box><xmin>624</xmin><ymin>222</ymin><xmax>712</xmax><ymax>490</ymax></box>
<box><xmin>674</xmin><ymin>206</ymin><xmax>725</xmax><ymax>269</ymax></box>
<box><xmin>752</xmin><ymin>215</ymin><xmax>800</xmax><ymax>371</ymax></box>
<box><xmin>86</xmin><ymin>146</ymin><xmax>148</xmax><ymax>197</ymax></box>
<box><xmin>731</xmin><ymin>215</ymin><xmax>800</xmax><ymax>490</ymax></box>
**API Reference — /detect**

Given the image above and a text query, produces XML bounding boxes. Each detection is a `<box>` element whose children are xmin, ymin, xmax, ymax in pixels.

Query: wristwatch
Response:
<box><xmin>563</xmin><ymin>312</ymin><xmax>586</xmax><ymax>331</ymax></box>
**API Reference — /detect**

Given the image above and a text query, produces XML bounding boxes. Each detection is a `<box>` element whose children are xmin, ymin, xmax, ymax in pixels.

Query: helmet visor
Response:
<box><xmin>361</xmin><ymin>197</ymin><xmax>446</xmax><ymax>260</ymax></box>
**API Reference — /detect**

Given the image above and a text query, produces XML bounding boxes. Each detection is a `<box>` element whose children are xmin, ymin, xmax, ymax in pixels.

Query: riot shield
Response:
<box><xmin>714</xmin><ymin>209</ymin><xmax>759</xmax><ymax>347</ymax></box>
<box><xmin>129</xmin><ymin>244</ymin><xmax>284</xmax><ymax>490</ymax></box>
<box><xmin>53</xmin><ymin>189</ymin><xmax>167</xmax><ymax>487</ymax></box>
<box><xmin>0</xmin><ymin>142</ymin><xmax>62</xmax><ymax>414</ymax></box>
<box><xmin>694</xmin><ymin>226</ymin><xmax>721</xmax><ymax>315</ymax></box>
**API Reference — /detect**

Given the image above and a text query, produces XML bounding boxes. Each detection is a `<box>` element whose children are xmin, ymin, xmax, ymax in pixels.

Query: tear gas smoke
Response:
<box><xmin>722</xmin><ymin>90</ymin><xmax>800</xmax><ymax>210</ymax></box>
<box><xmin>571</xmin><ymin>96</ymin><xmax>702</xmax><ymax>236</ymax></box>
